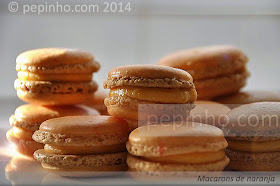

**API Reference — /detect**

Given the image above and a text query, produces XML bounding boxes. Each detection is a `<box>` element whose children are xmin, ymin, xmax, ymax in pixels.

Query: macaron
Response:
<box><xmin>7</xmin><ymin>104</ymin><xmax>99</xmax><ymax>156</ymax></box>
<box><xmin>104</xmin><ymin>65</ymin><xmax>197</xmax><ymax>130</ymax></box>
<box><xmin>86</xmin><ymin>90</ymin><xmax>109</xmax><ymax>115</ymax></box>
<box><xmin>222</xmin><ymin>102</ymin><xmax>280</xmax><ymax>171</ymax></box>
<box><xmin>158</xmin><ymin>45</ymin><xmax>250</xmax><ymax>100</ymax></box>
<box><xmin>126</xmin><ymin>122</ymin><xmax>229</xmax><ymax>174</ymax></box>
<box><xmin>33</xmin><ymin>116</ymin><xmax>129</xmax><ymax>177</ymax></box>
<box><xmin>214</xmin><ymin>90</ymin><xmax>280</xmax><ymax>108</ymax></box>
<box><xmin>188</xmin><ymin>100</ymin><xmax>230</xmax><ymax>128</ymax></box>
<box><xmin>15</xmin><ymin>48</ymin><xmax>100</xmax><ymax>105</ymax></box>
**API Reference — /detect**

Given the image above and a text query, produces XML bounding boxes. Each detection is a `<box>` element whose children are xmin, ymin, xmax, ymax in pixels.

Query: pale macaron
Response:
<box><xmin>188</xmin><ymin>100</ymin><xmax>230</xmax><ymax>128</ymax></box>
<box><xmin>222</xmin><ymin>102</ymin><xmax>280</xmax><ymax>171</ymax></box>
<box><xmin>214</xmin><ymin>90</ymin><xmax>280</xmax><ymax>108</ymax></box>
<box><xmin>7</xmin><ymin>104</ymin><xmax>99</xmax><ymax>156</ymax></box>
<box><xmin>104</xmin><ymin>65</ymin><xmax>197</xmax><ymax>130</ymax></box>
<box><xmin>158</xmin><ymin>45</ymin><xmax>249</xmax><ymax>99</ymax></box>
<box><xmin>15</xmin><ymin>48</ymin><xmax>100</xmax><ymax>105</ymax></box>
<box><xmin>126</xmin><ymin>122</ymin><xmax>229</xmax><ymax>174</ymax></box>
<box><xmin>33</xmin><ymin>116</ymin><xmax>129</xmax><ymax>177</ymax></box>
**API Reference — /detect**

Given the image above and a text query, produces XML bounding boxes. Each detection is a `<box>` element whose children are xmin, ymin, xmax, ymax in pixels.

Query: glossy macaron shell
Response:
<box><xmin>104</xmin><ymin>64</ymin><xmax>194</xmax><ymax>89</ymax></box>
<box><xmin>214</xmin><ymin>90</ymin><xmax>280</xmax><ymax>108</ymax></box>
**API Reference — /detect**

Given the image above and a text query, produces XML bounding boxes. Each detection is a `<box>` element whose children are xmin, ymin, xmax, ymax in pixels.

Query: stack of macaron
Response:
<box><xmin>103</xmin><ymin>65</ymin><xmax>197</xmax><ymax>131</ymax></box>
<box><xmin>158</xmin><ymin>45</ymin><xmax>250</xmax><ymax>100</ymax></box>
<box><xmin>222</xmin><ymin>102</ymin><xmax>280</xmax><ymax>171</ymax></box>
<box><xmin>126</xmin><ymin>123</ymin><xmax>229</xmax><ymax>174</ymax></box>
<box><xmin>32</xmin><ymin>116</ymin><xmax>129</xmax><ymax>176</ymax></box>
<box><xmin>7</xmin><ymin>48</ymin><xmax>101</xmax><ymax>156</ymax></box>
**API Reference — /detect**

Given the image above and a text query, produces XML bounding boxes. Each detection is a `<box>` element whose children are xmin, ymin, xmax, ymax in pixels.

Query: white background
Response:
<box><xmin>0</xmin><ymin>0</ymin><xmax>280</xmax><ymax>99</ymax></box>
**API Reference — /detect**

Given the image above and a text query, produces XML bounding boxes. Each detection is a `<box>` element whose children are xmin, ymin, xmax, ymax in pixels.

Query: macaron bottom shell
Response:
<box><xmin>34</xmin><ymin>150</ymin><xmax>128</xmax><ymax>177</ymax></box>
<box><xmin>127</xmin><ymin>154</ymin><xmax>230</xmax><ymax>173</ymax></box>
<box><xmin>226</xmin><ymin>149</ymin><xmax>280</xmax><ymax>171</ymax></box>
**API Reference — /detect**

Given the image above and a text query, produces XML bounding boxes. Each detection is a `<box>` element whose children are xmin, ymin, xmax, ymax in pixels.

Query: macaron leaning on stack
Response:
<box><xmin>222</xmin><ymin>102</ymin><xmax>280</xmax><ymax>171</ymax></box>
<box><xmin>6</xmin><ymin>104</ymin><xmax>99</xmax><ymax>156</ymax></box>
<box><xmin>188</xmin><ymin>100</ymin><xmax>231</xmax><ymax>128</ymax></box>
<box><xmin>33</xmin><ymin>116</ymin><xmax>129</xmax><ymax>177</ymax></box>
<box><xmin>158</xmin><ymin>45</ymin><xmax>250</xmax><ymax>100</ymax></box>
<box><xmin>126</xmin><ymin>123</ymin><xmax>229</xmax><ymax>175</ymax></box>
<box><xmin>215</xmin><ymin>90</ymin><xmax>280</xmax><ymax>109</ymax></box>
<box><xmin>15</xmin><ymin>48</ymin><xmax>100</xmax><ymax>105</ymax></box>
<box><xmin>104</xmin><ymin>65</ymin><xmax>197</xmax><ymax>131</ymax></box>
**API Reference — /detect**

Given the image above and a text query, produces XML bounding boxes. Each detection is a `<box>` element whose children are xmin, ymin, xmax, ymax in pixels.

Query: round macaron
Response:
<box><xmin>214</xmin><ymin>90</ymin><xmax>280</xmax><ymax>109</ymax></box>
<box><xmin>104</xmin><ymin>65</ymin><xmax>197</xmax><ymax>130</ymax></box>
<box><xmin>15</xmin><ymin>48</ymin><xmax>100</xmax><ymax>105</ymax></box>
<box><xmin>222</xmin><ymin>102</ymin><xmax>280</xmax><ymax>171</ymax></box>
<box><xmin>188</xmin><ymin>100</ymin><xmax>230</xmax><ymax>128</ymax></box>
<box><xmin>126</xmin><ymin>122</ymin><xmax>229</xmax><ymax>173</ymax></box>
<box><xmin>158</xmin><ymin>45</ymin><xmax>250</xmax><ymax>100</ymax></box>
<box><xmin>7</xmin><ymin>104</ymin><xmax>99</xmax><ymax>156</ymax></box>
<box><xmin>33</xmin><ymin>116</ymin><xmax>129</xmax><ymax>177</ymax></box>
<box><xmin>86</xmin><ymin>90</ymin><xmax>109</xmax><ymax>115</ymax></box>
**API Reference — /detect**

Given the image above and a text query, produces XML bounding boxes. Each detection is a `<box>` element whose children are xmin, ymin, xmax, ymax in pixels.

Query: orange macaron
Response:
<box><xmin>126</xmin><ymin>123</ymin><xmax>229</xmax><ymax>174</ymax></box>
<box><xmin>158</xmin><ymin>45</ymin><xmax>249</xmax><ymax>99</ymax></box>
<box><xmin>33</xmin><ymin>116</ymin><xmax>129</xmax><ymax>177</ymax></box>
<box><xmin>188</xmin><ymin>100</ymin><xmax>231</xmax><ymax>128</ymax></box>
<box><xmin>7</xmin><ymin>104</ymin><xmax>99</xmax><ymax>156</ymax></box>
<box><xmin>15</xmin><ymin>48</ymin><xmax>100</xmax><ymax>105</ymax></box>
<box><xmin>104</xmin><ymin>65</ymin><xmax>197</xmax><ymax>130</ymax></box>
<box><xmin>214</xmin><ymin>90</ymin><xmax>280</xmax><ymax>108</ymax></box>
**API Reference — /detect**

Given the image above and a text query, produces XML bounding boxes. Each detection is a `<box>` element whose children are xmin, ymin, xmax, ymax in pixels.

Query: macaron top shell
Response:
<box><xmin>16</xmin><ymin>48</ymin><xmax>100</xmax><ymax>73</ymax></box>
<box><xmin>104</xmin><ymin>65</ymin><xmax>194</xmax><ymax>89</ymax></box>
<box><xmin>223</xmin><ymin>102</ymin><xmax>280</xmax><ymax>140</ymax></box>
<box><xmin>130</xmin><ymin>123</ymin><xmax>225</xmax><ymax>145</ymax></box>
<box><xmin>33</xmin><ymin>116</ymin><xmax>129</xmax><ymax>146</ymax></box>
<box><xmin>158</xmin><ymin>45</ymin><xmax>248</xmax><ymax>80</ymax></box>
<box><xmin>39</xmin><ymin>116</ymin><xmax>128</xmax><ymax>136</ymax></box>
<box><xmin>12</xmin><ymin>104</ymin><xmax>99</xmax><ymax>125</ymax></box>
<box><xmin>215</xmin><ymin>90</ymin><xmax>280</xmax><ymax>105</ymax></box>
<box><xmin>16</xmin><ymin>48</ymin><xmax>94</xmax><ymax>66</ymax></box>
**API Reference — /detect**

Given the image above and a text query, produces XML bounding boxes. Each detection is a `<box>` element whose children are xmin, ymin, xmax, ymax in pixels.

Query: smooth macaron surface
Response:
<box><xmin>158</xmin><ymin>45</ymin><xmax>248</xmax><ymax>80</ymax></box>
<box><xmin>157</xmin><ymin>45</ymin><xmax>249</xmax><ymax>99</ymax></box>
<box><xmin>188</xmin><ymin>100</ymin><xmax>230</xmax><ymax>127</ymax></box>
<box><xmin>214</xmin><ymin>90</ymin><xmax>280</xmax><ymax>108</ymax></box>
<box><xmin>127</xmin><ymin>123</ymin><xmax>227</xmax><ymax>157</ymax></box>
